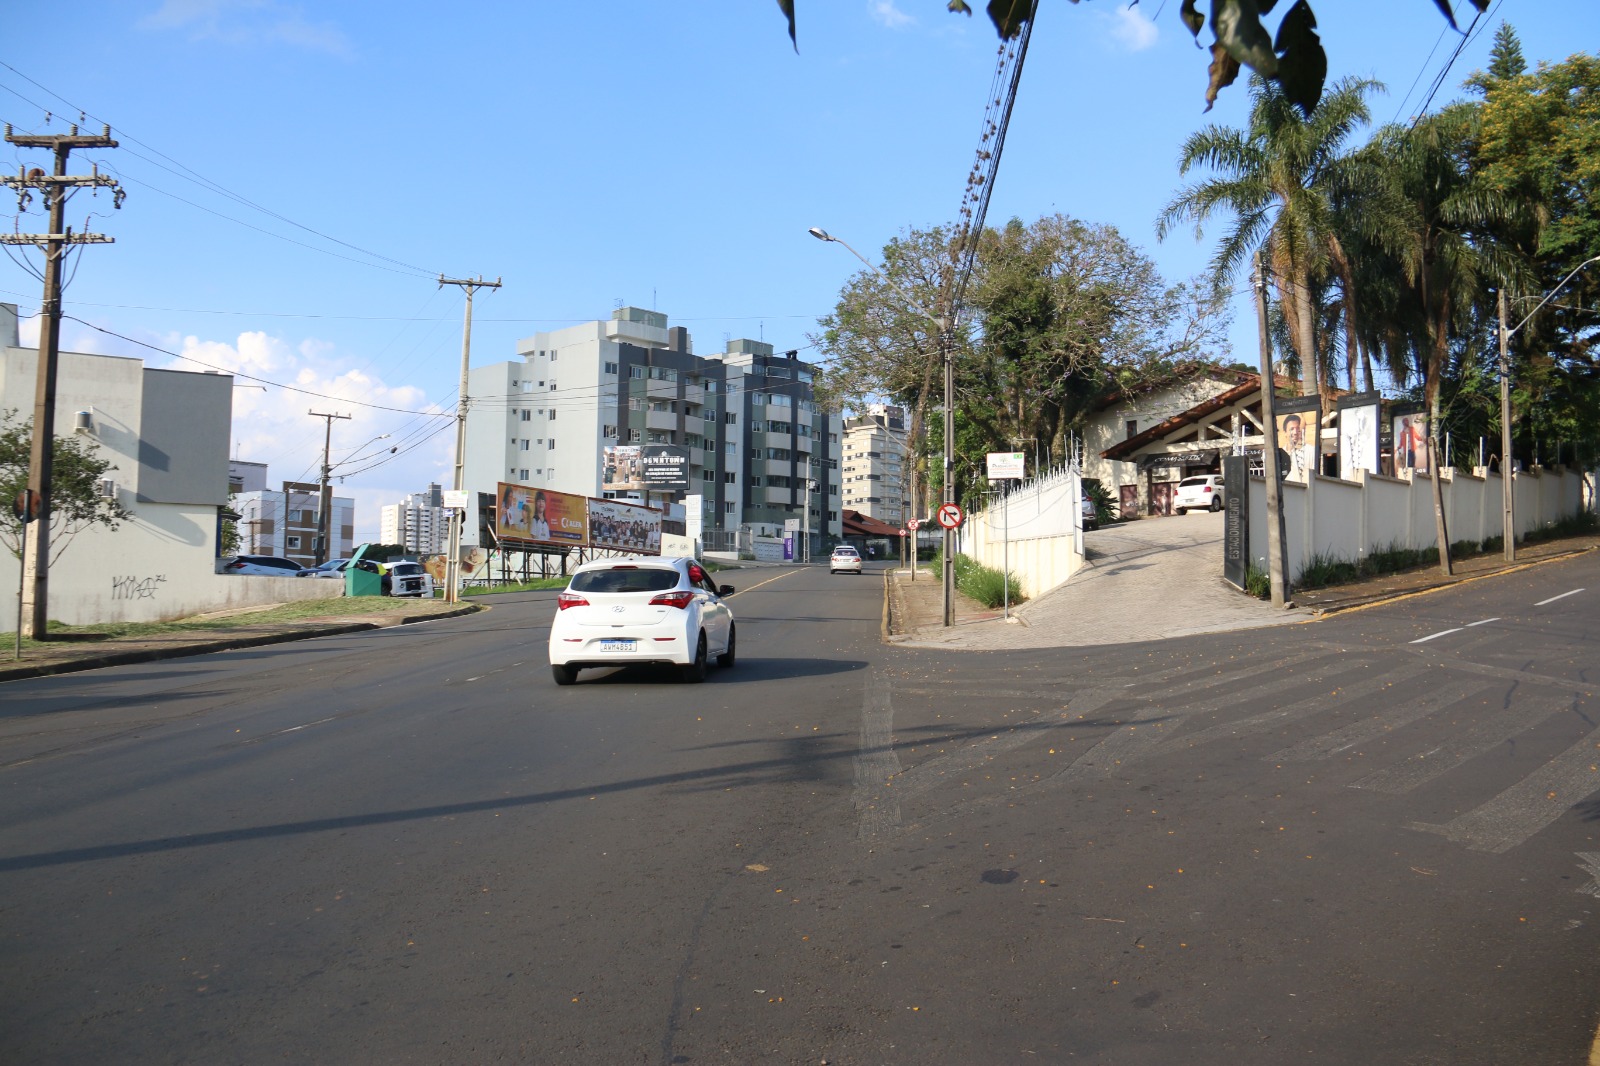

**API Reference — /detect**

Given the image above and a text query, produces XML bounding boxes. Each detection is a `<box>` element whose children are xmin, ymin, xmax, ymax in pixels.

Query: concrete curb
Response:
<box><xmin>1303</xmin><ymin>546</ymin><xmax>1595</xmax><ymax>618</ymax></box>
<box><xmin>0</xmin><ymin>603</ymin><xmax>482</xmax><ymax>684</ymax></box>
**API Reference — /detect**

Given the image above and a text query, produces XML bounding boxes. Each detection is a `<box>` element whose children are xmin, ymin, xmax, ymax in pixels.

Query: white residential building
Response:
<box><xmin>462</xmin><ymin>307</ymin><xmax>842</xmax><ymax>548</ymax></box>
<box><xmin>842</xmin><ymin>404</ymin><xmax>911</xmax><ymax>527</ymax></box>
<box><xmin>235</xmin><ymin>481</ymin><xmax>354</xmax><ymax>566</ymax></box>
<box><xmin>380</xmin><ymin>484</ymin><xmax>444</xmax><ymax>555</ymax></box>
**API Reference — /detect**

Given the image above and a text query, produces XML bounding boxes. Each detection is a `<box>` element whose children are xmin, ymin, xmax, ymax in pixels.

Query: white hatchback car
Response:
<box><xmin>548</xmin><ymin>557</ymin><xmax>735</xmax><ymax>685</ymax></box>
<box><xmin>829</xmin><ymin>545</ymin><xmax>863</xmax><ymax>574</ymax></box>
<box><xmin>1174</xmin><ymin>474</ymin><xmax>1226</xmax><ymax>514</ymax></box>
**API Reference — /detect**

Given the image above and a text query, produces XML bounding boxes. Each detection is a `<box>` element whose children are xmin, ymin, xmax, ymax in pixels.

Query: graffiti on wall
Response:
<box><xmin>112</xmin><ymin>574</ymin><xmax>167</xmax><ymax>600</ymax></box>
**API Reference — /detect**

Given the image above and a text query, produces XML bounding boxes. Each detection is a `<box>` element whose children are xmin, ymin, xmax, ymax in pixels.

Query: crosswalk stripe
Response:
<box><xmin>1351</xmin><ymin>695</ymin><xmax>1573</xmax><ymax>795</ymax></box>
<box><xmin>1409</xmin><ymin>723</ymin><xmax>1600</xmax><ymax>853</ymax></box>
<box><xmin>1265</xmin><ymin>680</ymin><xmax>1490</xmax><ymax>763</ymax></box>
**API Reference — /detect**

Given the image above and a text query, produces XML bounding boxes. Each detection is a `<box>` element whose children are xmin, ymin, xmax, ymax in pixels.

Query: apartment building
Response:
<box><xmin>462</xmin><ymin>307</ymin><xmax>841</xmax><ymax>546</ymax></box>
<box><xmin>379</xmin><ymin>484</ymin><xmax>445</xmax><ymax>555</ymax></box>
<box><xmin>235</xmin><ymin>481</ymin><xmax>354</xmax><ymax>566</ymax></box>
<box><xmin>842</xmin><ymin>403</ymin><xmax>912</xmax><ymax>527</ymax></box>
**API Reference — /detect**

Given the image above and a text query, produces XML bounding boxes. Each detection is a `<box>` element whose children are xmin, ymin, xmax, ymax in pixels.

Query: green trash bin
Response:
<box><xmin>345</xmin><ymin>560</ymin><xmax>385</xmax><ymax>597</ymax></box>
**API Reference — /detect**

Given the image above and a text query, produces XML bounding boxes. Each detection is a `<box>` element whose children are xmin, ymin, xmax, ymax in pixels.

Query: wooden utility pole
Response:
<box><xmin>2</xmin><ymin>124</ymin><xmax>122</xmax><ymax>639</ymax></box>
<box><xmin>310</xmin><ymin>410</ymin><xmax>351</xmax><ymax>565</ymax></box>
<box><xmin>438</xmin><ymin>275</ymin><xmax>501</xmax><ymax>603</ymax></box>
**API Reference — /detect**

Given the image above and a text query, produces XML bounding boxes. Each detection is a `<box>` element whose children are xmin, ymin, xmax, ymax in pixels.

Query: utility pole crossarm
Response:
<box><xmin>0</xmin><ymin>234</ymin><xmax>114</xmax><ymax>245</ymax></box>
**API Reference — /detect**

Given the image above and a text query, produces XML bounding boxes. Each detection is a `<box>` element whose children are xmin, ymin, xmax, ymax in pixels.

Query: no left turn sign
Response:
<box><xmin>936</xmin><ymin>502</ymin><xmax>963</xmax><ymax>529</ymax></box>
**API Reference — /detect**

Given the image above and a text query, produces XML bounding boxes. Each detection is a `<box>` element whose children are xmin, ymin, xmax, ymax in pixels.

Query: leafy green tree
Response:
<box><xmin>1158</xmin><ymin>74</ymin><xmax>1382</xmax><ymax>402</ymax></box>
<box><xmin>809</xmin><ymin>225</ymin><xmax>965</xmax><ymax>518</ymax></box>
<box><xmin>0</xmin><ymin>409</ymin><xmax>132</xmax><ymax>563</ymax></box>
<box><xmin>774</xmin><ymin>0</ymin><xmax>1486</xmax><ymax>115</ymax></box>
<box><xmin>1364</xmin><ymin>105</ymin><xmax>1523</xmax><ymax>573</ymax></box>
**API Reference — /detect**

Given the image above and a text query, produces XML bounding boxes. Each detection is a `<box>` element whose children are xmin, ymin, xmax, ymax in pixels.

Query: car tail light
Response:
<box><xmin>226</xmin><ymin>560</ymin><xmax>246</xmax><ymax>570</ymax></box>
<box><xmin>649</xmin><ymin>590</ymin><xmax>695</xmax><ymax>609</ymax></box>
<box><xmin>1202</xmin><ymin>486</ymin><xmax>1212</xmax><ymax>493</ymax></box>
<box><xmin>556</xmin><ymin>592</ymin><xmax>589</xmax><ymax>610</ymax></box>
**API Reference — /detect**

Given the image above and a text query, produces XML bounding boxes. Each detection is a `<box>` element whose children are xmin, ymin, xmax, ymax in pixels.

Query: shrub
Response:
<box><xmin>1244</xmin><ymin>564</ymin><xmax>1270</xmax><ymax>599</ymax></box>
<box><xmin>1296</xmin><ymin>552</ymin><xmax>1361</xmax><ymax>589</ymax></box>
<box><xmin>933</xmin><ymin>550</ymin><xmax>1023</xmax><ymax>609</ymax></box>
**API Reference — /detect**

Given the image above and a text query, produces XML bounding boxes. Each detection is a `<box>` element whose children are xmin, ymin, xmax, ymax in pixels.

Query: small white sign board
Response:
<box><xmin>440</xmin><ymin>490</ymin><xmax>470</xmax><ymax>510</ymax></box>
<box><xmin>987</xmin><ymin>452</ymin><xmax>1025</xmax><ymax>480</ymax></box>
<box><xmin>784</xmin><ymin>518</ymin><xmax>800</xmax><ymax>532</ymax></box>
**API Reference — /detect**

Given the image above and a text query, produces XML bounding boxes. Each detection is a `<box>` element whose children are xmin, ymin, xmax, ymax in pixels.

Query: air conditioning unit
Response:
<box><xmin>96</xmin><ymin>478</ymin><xmax>116</xmax><ymax>498</ymax></box>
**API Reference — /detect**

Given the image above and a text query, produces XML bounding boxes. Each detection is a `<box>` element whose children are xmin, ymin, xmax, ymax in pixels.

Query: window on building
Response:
<box><xmin>724</xmin><ymin>471</ymin><xmax>736</xmax><ymax>484</ymax></box>
<box><xmin>548</xmin><ymin>409</ymin><xmax>556</xmax><ymax>420</ymax></box>
<box><xmin>767</xmin><ymin>447</ymin><xmax>790</xmax><ymax>461</ymax></box>
<box><xmin>286</xmin><ymin>535</ymin><xmax>301</xmax><ymax>549</ymax></box>
<box><xmin>724</xmin><ymin>501</ymin><xmax>736</xmax><ymax>514</ymax></box>
<box><xmin>519</xmin><ymin>469</ymin><xmax>529</xmax><ymax>480</ymax></box>
<box><xmin>1126</xmin><ymin>419</ymin><xmax>1138</xmax><ymax>440</ymax></box>
<box><xmin>549</xmin><ymin>382</ymin><xmax>557</xmax><ymax>391</ymax></box>
<box><xmin>629</xmin><ymin>429</ymin><xmax>642</xmax><ymax>443</ymax></box>
<box><xmin>549</xmin><ymin>351</ymin><xmax>557</xmax><ymax>361</ymax></box>
<box><xmin>705</xmin><ymin>380</ymin><xmax>717</xmax><ymax>392</ymax></box>
<box><xmin>651</xmin><ymin>400</ymin><xmax>672</xmax><ymax>412</ymax></box>
<box><xmin>630</xmin><ymin>366</ymin><xmax>646</xmax><ymax>379</ymax></box>
<box><xmin>650</xmin><ymin>366</ymin><xmax>676</xmax><ymax>381</ymax></box>
<box><xmin>603</xmin><ymin>424</ymin><xmax>618</xmax><ymax>438</ymax></box>
<box><xmin>648</xmin><ymin>431</ymin><xmax>670</xmax><ymax>444</ymax></box>
<box><xmin>519</xmin><ymin>409</ymin><xmax>531</xmax><ymax>422</ymax></box>
<box><xmin>603</xmin><ymin>362</ymin><xmax>618</xmax><ymax>375</ymax></box>
<box><xmin>629</xmin><ymin>397</ymin><xmax>645</xmax><ymax>411</ymax></box>
<box><xmin>724</xmin><ymin>412</ymin><xmax>736</xmax><ymax>425</ymax></box>
<box><xmin>725</xmin><ymin>441</ymin><xmax>736</xmax><ymax>455</ymax></box>
<box><xmin>703</xmin><ymin>469</ymin><xmax>715</xmax><ymax>482</ymax></box>
<box><xmin>548</xmin><ymin>439</ymin><xmax>556</xmax><ymax>450</ymax></box>
<box><xmin>771</xmin><ymin>393</ymin><xmax>792</xmax><ymax>407</ymax></box>
<box><xmin>520</xmin><ymin>440</ymin><xmax>530</xmax><ymax>451</ymax></box>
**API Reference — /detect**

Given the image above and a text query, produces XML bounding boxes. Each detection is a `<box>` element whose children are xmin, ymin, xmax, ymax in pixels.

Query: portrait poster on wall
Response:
<box><xmin>495</xmin><ymin>483</ymin><xmax>586</xmax><ymax>546</ymax></box>
<box><xmin>1393</xmin><ymin>412</ymin><xmax>1429</xmax><ymax>474</ymax></box>
<box><xmin>1274</xmin><ymin>402</ymin><xmax>1319</xmax><ymax>483</ymax></box>
<box><xmin>1337</xmin><ymin>397</ymin><xmax>1381</xmax><ymax>481</ymax></box>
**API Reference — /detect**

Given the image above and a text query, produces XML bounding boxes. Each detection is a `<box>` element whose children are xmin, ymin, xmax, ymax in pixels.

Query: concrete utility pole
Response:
<box><xmin>1255</xmin><ymin>251</ymin><xmax>1291</xmax><ymax>608</ymax></box>
<box><xmin>1497</xmin><ymin>286</ymin><xmax>1515</xmax><ymax>563</ymax></box>
<box><xmin>941</xmin><ymin>324</ymin><xmax>956</xmax><ymax>627</ymax></box>
<box><xmin>438</xmin><ymin>274</ymin><xmax>501</xmax><ymax>603</ymax></box>
<box><xmin>309</xmin><ymin>410</ymin><xmax>351</xmax><ymax>565</ymax></box>
<box><xmin>2</xmin><ymin>124</ymin><xmax>123</xmax><ymax>639</ymax></box>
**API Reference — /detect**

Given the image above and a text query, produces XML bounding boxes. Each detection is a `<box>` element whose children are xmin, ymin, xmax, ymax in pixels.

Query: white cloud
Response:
<box><xmin>162</xmin><ymin>330</ymin><xmax>453</xmax><ymax>540</ymax></box>
<box><xmin>869</xmin><ymin>0</ymin><xmax>915</xmax><ymax>30</ymax></box>
<box><xmin>142</xmin><ymin>0</ymin><xmax>353</xmax><ymax>58</ymax></box>
<box><xmin>1101</xmin><ymin>4</ymin><xmax>1159</xmax><ymax>52</ymax></box>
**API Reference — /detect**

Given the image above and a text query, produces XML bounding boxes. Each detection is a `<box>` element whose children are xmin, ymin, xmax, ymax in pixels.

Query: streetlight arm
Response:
<box><xmin>1509</xmin><ymin>254</ymin><xmax>1600</xmax><ymax>339</ymax></box>
<box><xmin>809</xmin><ymin>226</ymin><xmax>946</xmax><ymax>329</ymax></box>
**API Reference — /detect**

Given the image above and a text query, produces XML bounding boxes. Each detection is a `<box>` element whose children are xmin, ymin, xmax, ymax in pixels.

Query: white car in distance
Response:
<box><xmin>548</xmin><ymin>557</ymin><xmax>735</xmax><ymax>686</ymax></box>
<box><xmin>829</xmin><ymin>545</ymin><xmax>863</xmax><ymax>574</ymax></box>
<box><xmin>1173</xmin><ymin>474</ymin><xmax>1226</xmax><ymax>514</ymax></box>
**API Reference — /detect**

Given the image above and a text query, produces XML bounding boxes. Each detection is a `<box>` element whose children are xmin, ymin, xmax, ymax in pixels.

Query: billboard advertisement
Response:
<box><xmin>1274</xmin><ymin>410</ymin><xmax>1317</xmax><ymax>481</ymax></box>
<box><xmin>495</xmin><ymin>483</ymin><xmax>587</xmax><ymax>546</ymax></box>
<box><xmin>1338</xmin><ymin>401</ymin><xmax>1381</xmax><ymax>481</ymax></box>
<box><xmin>1393</xmin><ymin>412</ymin><xmax>1429</xmax><ymax>474</ymax></box>
<box><xmin>586</xmin><ymin>498</ymin><xmax>661</xmax><ymax>553</ymax></box>
<box><xmin>603</xmin><ymin>445</ymin><xmax>690</xmax><ymax>492</ymax></box>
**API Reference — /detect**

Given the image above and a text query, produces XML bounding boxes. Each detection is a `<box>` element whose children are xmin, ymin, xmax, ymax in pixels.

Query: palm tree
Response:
<box><xmin>1363</xmin><ymin>104</ymin><xmax>1523</xmax><ymax>574</ymax></box>
<box><xmin>1158</xmin><ymin>74</ymin><xmax>1383</xmax><ymax>401</ymax></box>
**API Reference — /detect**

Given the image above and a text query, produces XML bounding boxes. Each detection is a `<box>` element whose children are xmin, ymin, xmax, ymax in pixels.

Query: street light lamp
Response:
<box><xmin>810</xmin><ymin>225</ymin><xmax>957</xmax><ymax>626</ymax></box>
<box><xmin>1497</xmin><ymin>253</ymin><xmax>1600</xmax><ymax>562</ymax></box>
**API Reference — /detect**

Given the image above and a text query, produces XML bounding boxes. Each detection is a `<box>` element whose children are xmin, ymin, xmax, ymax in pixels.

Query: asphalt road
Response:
<box><xmin>1</xmin><ymin>556</ymin><xmax>1597</xmax><ymax>1065</ymax></box>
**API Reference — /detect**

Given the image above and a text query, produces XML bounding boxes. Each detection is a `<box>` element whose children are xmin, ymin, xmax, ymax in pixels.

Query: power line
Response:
<box><xmin>61</xmin><ymin>314</ymin><xmax>455</xmax><ymax>416</ymax></box>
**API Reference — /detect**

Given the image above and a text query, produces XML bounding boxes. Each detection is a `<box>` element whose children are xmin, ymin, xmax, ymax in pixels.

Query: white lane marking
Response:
<box><xmin>1535</xmin><ymin>588</ymin><xmax>1585</xmax><ymax>606</ymax></box>
<box><xmin>265</xmin><ymin>716</ymin><xmax>338</xmax><ymax>737</ymax></box>
<box><xmin>1465</xmin><ymin>617</ymin><xmax>1500</xmax><ymax>627</ymax></box>
<box><xmin>1410</xmin><ymin>721</ymin><xmax>1600</xmax><ymax>853</ymax></box>
<box><xmin>1411</xmin><ymin>628</ymin><xmax>1464</xmax><ymax>644</ymax></box>
<box><xmin>854</xmin><ymin>672</ymin><xmax>902</xmax><ymax>841</ymax></box>
<box><xmin>1351</xmin><ymin>696</ymin><xmax>1571</xmax><ymax>794</ymax></box>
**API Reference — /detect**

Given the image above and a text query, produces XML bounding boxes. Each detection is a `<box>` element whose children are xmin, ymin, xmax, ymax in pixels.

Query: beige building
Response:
<box><xmin>841</xmin><ymin>404</ymin><xmax>911</xmax><ymax>527</ymax></box>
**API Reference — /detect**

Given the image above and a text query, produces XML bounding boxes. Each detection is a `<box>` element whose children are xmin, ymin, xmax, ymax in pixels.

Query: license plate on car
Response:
<box><xmin>599</xmin><ymin>639</ymin><xmax>636</xmax><ymax>653</ymax></box>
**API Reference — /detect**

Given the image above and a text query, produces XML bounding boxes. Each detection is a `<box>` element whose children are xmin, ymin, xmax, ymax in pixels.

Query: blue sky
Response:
<box><xmin>2</xmin><ymin>1</ymin><xmax>1591</xmax><ymax>537</ymax></box>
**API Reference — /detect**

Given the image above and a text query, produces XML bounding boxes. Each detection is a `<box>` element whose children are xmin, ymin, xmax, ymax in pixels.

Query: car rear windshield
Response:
<box><xmin>1179</xmin><ymin>477</ymin><xmax>1210</xmax><ymax>487</ymax></box>
<box><xmin>570</xmin><ymin>567</ymin><xmax>680</xmax><ymax>594</ymax></box>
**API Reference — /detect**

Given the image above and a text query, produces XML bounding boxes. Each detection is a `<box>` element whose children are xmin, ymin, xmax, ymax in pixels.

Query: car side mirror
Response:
<box><xmin>718</xmin><ymin>584</ymin><xmax>735</xmax><ymax>596</ymax></box>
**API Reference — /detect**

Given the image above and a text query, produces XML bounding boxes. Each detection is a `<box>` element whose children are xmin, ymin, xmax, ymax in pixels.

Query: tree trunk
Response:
<box><xmin>1294</xmin><ymin>264</ymin><xmax>1319</xmax><ymax>400</ymax></box>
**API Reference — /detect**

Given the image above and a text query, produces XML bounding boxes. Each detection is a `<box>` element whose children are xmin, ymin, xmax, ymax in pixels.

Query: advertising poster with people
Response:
<box><xmin>1393</xmin><ymin>413</ymin><xmax>1429</xmax><ymax>474</ymax></box>
<box><xmin>1338</xmin><ymin>402</ymin><xmax>1380</xmax><ymax>481</ymax></box>
<box><xmin>602</xmin><ymin>446</ymin><xmax>645</xmax><ymax>492</ymax></box>
<box><xmin>587</xmin><ymin>498</ymin><xmax>662</xmax><ymax>553</ymax></box>
<box><xmin>1275</xmin><ymin>408</ymin><xmax>1318</xmax><ymax>482</ymax></box>
<box><xmin>495</xmin><ymin>483</ymin><xmax>587</xmax><ymax>546</ymax></box>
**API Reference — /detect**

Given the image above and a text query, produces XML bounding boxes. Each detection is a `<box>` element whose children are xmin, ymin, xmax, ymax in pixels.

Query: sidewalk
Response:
<box><xmin>0</xmin><ymin>599</ymin><xmax>482</xmax><ymax>684</ymax></box>
<box><xmin>886</xmin><ymin>521</ymin><xmax>1600</xmax><ymax>651</ymax></box>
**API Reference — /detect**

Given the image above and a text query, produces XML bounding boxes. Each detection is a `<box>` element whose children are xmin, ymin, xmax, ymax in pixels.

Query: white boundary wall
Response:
<box><xmin>959</xmin><ymin>467</ymin><xmax>1087</xmax><ymax>600</ymax></box>
<box><xmin>1246</xmin><ymin>465</ymin><xmax>1589</xmax><ymax>582</ymax></box>
<box><xmin>1</xmin><ymin>502</ymin><xmax>345</xmax><ymax>628</ymax></box>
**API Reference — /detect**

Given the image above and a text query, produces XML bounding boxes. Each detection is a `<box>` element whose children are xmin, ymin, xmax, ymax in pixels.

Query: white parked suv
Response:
<box><xmin>1174</xmin><ymin>474</ymin><xmax>1225</xmax><ymax>514</ymax></box>
<box><xmin>548</xmin><ymin>556</ymin><xmax>735</xmax><ymax>685</ymax></box>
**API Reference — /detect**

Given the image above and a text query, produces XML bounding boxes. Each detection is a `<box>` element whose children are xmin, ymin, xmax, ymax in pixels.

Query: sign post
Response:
<box><xmin>986</xmin><ymin>452</ymin><xmax>1024</xmax><ymax>620</ymax></box>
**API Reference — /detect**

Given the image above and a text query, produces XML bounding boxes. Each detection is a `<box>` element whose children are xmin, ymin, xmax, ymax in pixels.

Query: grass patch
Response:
<box><xmin>0</xmin><ymin>596</ymin><xmax>447</xmax><ymax>652</ymax></box>
<box><xmin>933</xmin><ymin>550</ymin><xmax>1024</xmax><ymax>609</ymax></box>
<box><xmin>1244</xmin><ymin>564</ymin><xmax>1271</xmax><ymax>599</ymax></box>
<box><xmin>1523</xmin><ymin>510</ymin><xmax>1599</xmax><ymax>544</ymax></box>
<box><xmin>462</xmin><ymin>577</ymin><xmax>568</xmax><ymax>595</ymax></box>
